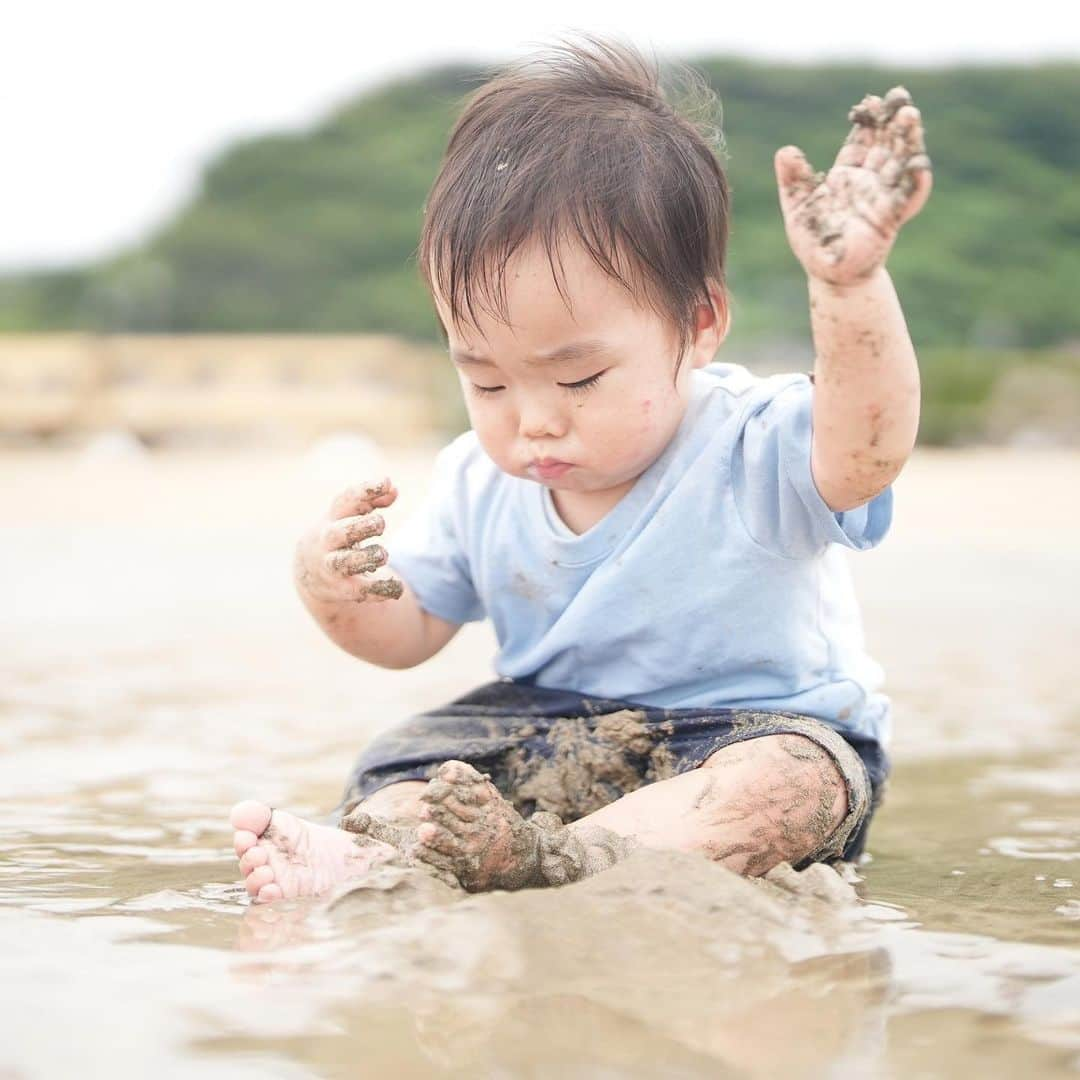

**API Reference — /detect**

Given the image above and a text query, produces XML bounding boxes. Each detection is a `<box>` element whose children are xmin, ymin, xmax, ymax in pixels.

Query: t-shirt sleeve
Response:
<box><xmin>386</xmin><ymin>437</ymin><xmax>486</xmax><ymax>625</ymax></box>
<box><xmin>729</xmin><ymin>374</ymin><xmax>893</xmax><ymax>560</ymax></box>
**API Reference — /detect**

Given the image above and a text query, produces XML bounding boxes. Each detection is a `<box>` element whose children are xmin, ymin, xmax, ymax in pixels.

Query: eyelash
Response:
<box><xmin>470</xmin><ymin>370</ymin><xmax>607</xmax><ymax>397</ymax></box>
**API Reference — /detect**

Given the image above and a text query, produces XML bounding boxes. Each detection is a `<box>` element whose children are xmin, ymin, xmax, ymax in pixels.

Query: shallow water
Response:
<box><xmin>2</xmin><ymin>445</ymin><xmax>1078</xmax><ymax>1077</ymax></box>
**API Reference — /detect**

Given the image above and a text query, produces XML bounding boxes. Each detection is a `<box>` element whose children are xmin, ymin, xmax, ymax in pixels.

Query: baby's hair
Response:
<box><xmin>416</xmin><ymin>32</ymin><xmax>731</xmax><ymax>367</ymax></box>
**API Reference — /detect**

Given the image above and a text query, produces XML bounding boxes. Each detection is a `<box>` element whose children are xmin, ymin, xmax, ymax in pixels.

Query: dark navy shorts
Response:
<box><xmin>339</xmin><ymin>679</ymin><xmax>889</xmax><ymax>864</ymax></box>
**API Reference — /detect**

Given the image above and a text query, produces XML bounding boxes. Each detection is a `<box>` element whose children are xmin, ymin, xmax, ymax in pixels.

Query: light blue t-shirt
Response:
<box><xmin>389</xmin><ymin>362</ymin><xmax>893</xmax><ymax>746</ymax></box>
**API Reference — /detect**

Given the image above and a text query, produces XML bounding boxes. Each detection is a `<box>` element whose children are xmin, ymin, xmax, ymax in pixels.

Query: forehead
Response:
<box><xmin>432</xmin><ymin>235</ymin><xmax>654</xmax><ymax>353</ymax></box>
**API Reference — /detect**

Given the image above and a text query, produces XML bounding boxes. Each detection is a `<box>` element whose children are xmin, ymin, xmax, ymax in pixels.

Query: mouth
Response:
<box><xmin>528</xmin><ymin>458</ymin><xmax>574</xmax><ymax>481</ymax></box>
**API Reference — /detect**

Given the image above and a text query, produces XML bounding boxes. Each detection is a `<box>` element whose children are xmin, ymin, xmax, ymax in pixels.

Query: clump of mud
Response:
<box><xmin>308</xmin><ymin>849</ymin><xmax>887</xmax><ymax>1074</ymax></box>
<box><xmin>500</xmin><ymin>709</ymin><xmax>676</xmax><ymax>821</ymax></box>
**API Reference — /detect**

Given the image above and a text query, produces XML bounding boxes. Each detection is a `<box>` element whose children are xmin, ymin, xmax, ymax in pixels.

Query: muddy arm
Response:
<box><xmin>806</xmin><ymin>266</ymin><xmax>921</xmax><ymax>512</ymax></box>
<box><xmin>773</xmin><ymin>88</ymin><xmax>932</xmax><ymax>512</ymax></box>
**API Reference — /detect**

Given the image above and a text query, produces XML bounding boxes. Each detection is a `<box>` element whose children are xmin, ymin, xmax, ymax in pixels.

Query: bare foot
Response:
<box><xmin>412</xmin><ymin>761</ymin><xmax>547</xmax><ymax>892</ymax></box>
<box><xmin>230</xmin><ymin>801</ymin><xmax>398</xmax><ymax>904</ymax></box>
<box><xmin>411</xmin><ymin>759</ymin><xmax>638</xmax><ymax>892</ymax></box>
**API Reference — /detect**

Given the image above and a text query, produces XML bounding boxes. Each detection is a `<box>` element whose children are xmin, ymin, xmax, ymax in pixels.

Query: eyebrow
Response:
<box><xmin>450</xmin><ymin>339</ymin><xmax>613</xmax><ymax>366</ymax></box>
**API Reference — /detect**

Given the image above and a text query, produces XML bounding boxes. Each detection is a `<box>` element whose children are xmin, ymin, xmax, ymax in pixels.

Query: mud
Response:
<box><xmin>327</xmin><ymin>844</ymin><xmax>860</xmax><ymax>924</ymax></box>
<box><xmin>361</xmin><ymin>577</ymin><xmax>404</xmax><ymax>600</ymax></box>
<box><xmin>353</xmin><ymin>717</ymin><xmax>861</xmax><ymax>892</ymax></box>
<box><xmin>535</xmin><ymin>821</ymin><xmax>639</xmax><ymax>886</ymax></box>
<box><xmin>723</xmin><ymin>711</ymin><xmax>873</xmax><ymax>865</ymax></box>
<box><xmin>502</xmin><ymin>708</ymin><xmax>676</xmax><ymax>821</ymax></box>
<box><xmin>786</xmin><ymin>85</ymin><xmax>932</xmax><ymax>264</ymax></box>
<box><xmin>416</xmin><ymin>762</ymin><xmax>558</xmax><ymax>891</ymax></box>
<box><xmin>339</xmin><ymin>807</ymin><xmax>420</xmax><ymax>852</ymax></box>
<box><xmin>411</xmin><ymin>759</ymin><xmax>640</xmax><ymax>891</ymax></box>
<box><xmin>325</xmin><ymin>861</ymin><xmax>461</xmax><ymax>921</ymax></box>
<box><xmin>339</xmin><ymin>699</ymin><xmax>876</xmax><ymax>892</ymax></box>
<box><xmin>319</xmin><ymin>848</ymin><xmax>874</xmax><ymax>1072</ymax></box>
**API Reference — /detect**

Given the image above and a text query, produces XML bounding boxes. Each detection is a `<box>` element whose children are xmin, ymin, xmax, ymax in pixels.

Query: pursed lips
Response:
<box><xmin>528</xmin><ymin>458</ymin><xmax>574</xmax><ymax>480</ymax></box>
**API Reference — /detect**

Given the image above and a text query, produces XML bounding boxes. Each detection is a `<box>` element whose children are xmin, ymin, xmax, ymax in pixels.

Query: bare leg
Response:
<box><xmin>348</xmin><ymin>781</ymin><xmax>428</xmax><ymax>820</ymax></box>
<box><xmin>574</xmin><ymin>734</ymin><xmax>850</xmax><ymax>876</ymax></box>
<box><xmin>412</xmin><ymin>735</ymin><xmax>851</xmax><ymax>891</ymax></box>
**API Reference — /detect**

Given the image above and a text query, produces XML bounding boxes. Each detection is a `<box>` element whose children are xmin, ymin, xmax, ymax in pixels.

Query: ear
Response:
<box><xmin>689</xmin><ymin>281</ymin><xmax>731</xmax><ymax>370</ymax></box>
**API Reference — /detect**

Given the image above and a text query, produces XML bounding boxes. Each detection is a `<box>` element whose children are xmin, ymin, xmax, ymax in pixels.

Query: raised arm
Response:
<box><xmin>774</xmin><ymin>86</ymin><xmax>933</xmax><ymax>511</ymax></box>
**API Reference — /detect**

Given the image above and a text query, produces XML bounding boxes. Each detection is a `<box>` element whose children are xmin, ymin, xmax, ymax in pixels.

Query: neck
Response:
<box><xmin>550</xmin><ymin>478</ymin><xmax>636</xmax><ymax>535</ymax></box>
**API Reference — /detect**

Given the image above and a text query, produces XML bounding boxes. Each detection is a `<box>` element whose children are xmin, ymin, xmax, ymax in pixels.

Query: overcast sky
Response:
<box><xmin>3</xmin><ymin>0</ymin><xmax>1076</xmax><ymax>272</ymax></box>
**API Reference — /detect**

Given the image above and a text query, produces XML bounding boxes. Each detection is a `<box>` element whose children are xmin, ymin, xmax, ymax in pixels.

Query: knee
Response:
<box><xmin>699</xmin><ymin>734</ymin><xmax>850</xmax><ymax>872</ymax></box>
<box><xmin>769</xmin><ymin>734</ymin><xmax>849</xmax><ymax>853</ymax></box>
<box><xmin>352</xmin><ymin>780</ymin><xmax>429</xmax><ymax>822</ymax></box>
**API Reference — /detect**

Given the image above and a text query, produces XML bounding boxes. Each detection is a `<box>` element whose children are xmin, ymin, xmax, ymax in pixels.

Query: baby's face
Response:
<box><xmin>435</xmin><ymin>237</ymin><xmax>724</xmax><ymax>503</ymax></box>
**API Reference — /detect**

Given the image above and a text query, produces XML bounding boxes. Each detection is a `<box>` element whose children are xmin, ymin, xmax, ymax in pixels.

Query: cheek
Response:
<box><xmin>636</xmin><ymin>397</ymin><xmax>658</xmax><ymax>436</ymax></box>
<box><xmin>465</xmin><ymin>399</ymin><xmax>518</xmax><ymax>464</ymax></box>
<box><xmin>467</xmin><ymin>405</ymin><xmax>500</xmax><ymax>442</ymax></box>
<box><xmin>635</xmin><ymin>385</ymin><xmax>686</xmax><ymax>443</ymax></box>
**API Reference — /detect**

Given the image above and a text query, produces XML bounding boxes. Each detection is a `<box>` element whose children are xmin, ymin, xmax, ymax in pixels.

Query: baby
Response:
<box><xmin>230</xmin><ymin>36</ymin><xmax>932</xmax><ymax>902</ymax></box>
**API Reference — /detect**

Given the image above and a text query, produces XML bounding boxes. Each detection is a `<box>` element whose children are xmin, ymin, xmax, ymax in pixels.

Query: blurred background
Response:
<box><xmin>2</xmin><ymin>1</ymin><xmax>1079</xmax><ymax>449</ymax></box>
<box><xmin>3</xmin><ymin>5</ymin><xmax>1080</xmax><ymax>1077</ymax></box>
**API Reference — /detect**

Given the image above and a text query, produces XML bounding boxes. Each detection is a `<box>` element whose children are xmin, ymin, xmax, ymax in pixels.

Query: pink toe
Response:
<box><xmin>257</xmin><ymin>882</ymin><xmax>283</xmax><ymax>904</ymax></box>
<box><xmin>246</xmin><ymin>865</ymin><xmax>274</xmax><ymax>896</ymax></box>
<box><xmin>234</xmin><ymin>829</ymin><xmax>258</xmax><ymax>857</ymax></box>
<box><xmin>230</xmin><ymin>800</ymin><xmax>273</xmax><ymax>836</ymax></box>
<box><xmin>239</xmin><ymin>846</ymin><xmax>268</xmax><ymax>874</ymax></box>
<box><xmin>416</xmin><ymin>821</ymin><xmax>458</xmax><ymax>855</ymax></box>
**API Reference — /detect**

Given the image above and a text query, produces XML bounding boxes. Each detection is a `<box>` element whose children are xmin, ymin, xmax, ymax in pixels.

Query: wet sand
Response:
<box><xmin>2</xmin><ymin>442</ymin><xmax>1078</xmax><ymax>1076</ymax></box>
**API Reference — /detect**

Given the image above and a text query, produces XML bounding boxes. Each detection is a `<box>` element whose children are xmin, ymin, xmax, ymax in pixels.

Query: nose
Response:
<box><xmin>517</xmin><ymin>394</ymin><xmax>567</xmax><ymax>439</ymax></box>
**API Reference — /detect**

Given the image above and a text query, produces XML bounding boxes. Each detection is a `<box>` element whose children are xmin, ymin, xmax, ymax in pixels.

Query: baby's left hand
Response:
<box><xmin>774</xmin><ymin>86</ymin><xmax>933</xmax><ymax>286</ymax></box>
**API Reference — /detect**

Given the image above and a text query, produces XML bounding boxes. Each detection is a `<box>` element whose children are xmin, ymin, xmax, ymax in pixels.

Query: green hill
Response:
<box><xmin>2</xmin><ymin>56</ymin><xmax>1078</xmax><ymax>356</ymax></box>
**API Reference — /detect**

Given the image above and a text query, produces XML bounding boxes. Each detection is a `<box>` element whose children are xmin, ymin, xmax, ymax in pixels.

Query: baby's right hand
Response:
<box><xmin>294</xmin><ymin>478</ymin><xmax>404</xmax><ymax>605</ymax></box>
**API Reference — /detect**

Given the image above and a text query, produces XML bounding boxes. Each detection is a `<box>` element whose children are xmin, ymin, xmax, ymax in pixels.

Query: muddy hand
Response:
<box><xmin>294</xmin><ymin>478</ymin><xmax>404</xmax><ymax>605</ymax></box>
<box><xmin>774</xmin><ymin>85</ymin><xmax>933</xmax><ymax>286</ymax></box>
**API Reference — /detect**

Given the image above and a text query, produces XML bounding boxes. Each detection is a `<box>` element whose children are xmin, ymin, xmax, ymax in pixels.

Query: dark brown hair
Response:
<box><xmin>416</xmin><ymin>33</ymin><xmax>731</xmax><ymax>365</ymax></box>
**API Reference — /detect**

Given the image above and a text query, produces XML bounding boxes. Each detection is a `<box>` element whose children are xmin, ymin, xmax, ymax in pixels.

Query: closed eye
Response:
<box><xmin>559</xmin><ymin>369</ymin><xmax>607</xmax><ymax>394</ymax></box>
<box><xmin>470</xmin><ymin>369</ymin><xmax>608</xmax><ymax>397</ymax></box>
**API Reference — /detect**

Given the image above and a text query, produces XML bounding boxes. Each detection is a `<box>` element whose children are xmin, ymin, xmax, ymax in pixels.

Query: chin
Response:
<box><xmin>536</xmin><ymin>475</ymin><xmax>579</xmax><ymax>491</ymax></box>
